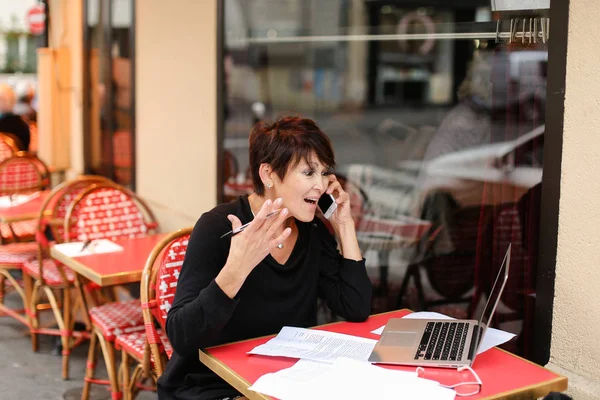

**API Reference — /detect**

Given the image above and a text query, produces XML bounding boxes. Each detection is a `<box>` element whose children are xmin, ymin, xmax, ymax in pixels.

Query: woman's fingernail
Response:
<box><xmin>275</xmin><ymin>198</ymin><xmax>283</xmax><ymax>205</ymax></box>
<box><xmin>265</xmin><ymin>199</ymin><xmax>272</xmax><ymax>206</ymax></box>
<box><xmin>281</xmin><ymin>208</ymin><xmax>288</xmax><ymax>215</ymax></box>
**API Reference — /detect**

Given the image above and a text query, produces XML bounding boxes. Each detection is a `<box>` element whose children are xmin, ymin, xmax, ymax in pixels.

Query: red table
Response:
<box><xmin>50</xmin><ymin>233</ymin><xmax>168</xmax><ymax>286</ymax></box>
<box><xmin>200</xmin><ymin>310</ymin><xmax>567</xmax><ymax>400</ymax></box>
<box><xmin>0</xmin><ymin>190</ymin><xmax>52</xmax><ymax>223</ymax></box>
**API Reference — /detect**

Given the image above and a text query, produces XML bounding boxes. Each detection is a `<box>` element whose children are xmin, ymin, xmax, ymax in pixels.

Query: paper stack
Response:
<box><xmin>249</xmin><ymin>358</ymin><xmax>455</xmax><ymax>400</ymax></box>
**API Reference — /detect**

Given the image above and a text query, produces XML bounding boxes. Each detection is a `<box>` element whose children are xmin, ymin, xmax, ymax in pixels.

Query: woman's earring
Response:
<box><xmin>266</xmin><ymin>182</ymin><xmax>272</xmax><ymax>190</ymax></box>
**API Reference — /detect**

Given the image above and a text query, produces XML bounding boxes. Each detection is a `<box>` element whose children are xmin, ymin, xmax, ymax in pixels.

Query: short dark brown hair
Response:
<box><xmin>249</xmin><ymin>115</ymin><xmax>335</xmax><ymax>195</ymax></box>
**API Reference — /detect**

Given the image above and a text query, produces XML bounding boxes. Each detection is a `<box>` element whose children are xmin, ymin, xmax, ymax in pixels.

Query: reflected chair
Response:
<box><xmin>397</xmin><ymin>197</ymin><xmax>494</xmax><ymax>318</ymax></box>
<box><xmin>114</xmin><ymin>228</ymin><xmax>191</xmax><ymax>400</ymax></box>
<box><xmin>0</xmin><ymin>154</ymin><xmax>53</xmax><ymax>325</ymax></box>
<box><xmin>113</xmin><ymin>130</ymin><xmax>132</xmax><ymax>185</ymax></box>
<box><xmin>71</xmin><ymin>182</ymin><xmax>159</xmax><ymax>400</ymax></box>
<box><xmin>224</xmin><ymin>149</ymin><xmax>239</xmax><ymax>182</ymax></box>
<box><xmin>480</xmin><ymin>203</ymin><xmax>537</xmax><ymax>358</ymax></box>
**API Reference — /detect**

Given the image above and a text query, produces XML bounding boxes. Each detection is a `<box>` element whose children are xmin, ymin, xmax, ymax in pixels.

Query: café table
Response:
<box><xmin>50</xmin><ymin>233</ymin><xmax>168</xmax><ymax>287</ymax></box>
<box><xmin>200</xmin><ymin>309</ymin><xmax>567</xmax><ymax>400</ymax></box>
<box><xmin>0</xmin><ymin>190</ymin><xmax>52</xmax><ymax>223</ymax></box>
<box><xmin>50</xmin><ymin>233</ymin><xmax>168</xmax><ymax>399</ymax></box>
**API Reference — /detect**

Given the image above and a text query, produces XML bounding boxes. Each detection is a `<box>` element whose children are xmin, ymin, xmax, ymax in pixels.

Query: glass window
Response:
<box><xmin>221</xmin><ymin>0</ymin><xmax>549</xmax><ymax>361</ymax></box>
<box><xmin>85</xmin><ymin>0</ymin><xmax>135</xmax><ymax>188</ymax></box>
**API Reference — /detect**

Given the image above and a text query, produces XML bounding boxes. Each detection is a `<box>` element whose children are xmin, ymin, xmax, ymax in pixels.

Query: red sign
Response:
<box><xmin>26</xmin><ymin>5</ymin><xmax>46</xmax><ymax>36</ymax></box>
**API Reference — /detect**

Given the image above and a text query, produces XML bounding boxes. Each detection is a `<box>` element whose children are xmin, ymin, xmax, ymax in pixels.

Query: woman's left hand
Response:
<box><xmin>325</xmin><ymin>175</ymin><xmax>353</xmax><ymax>228</ymax></box>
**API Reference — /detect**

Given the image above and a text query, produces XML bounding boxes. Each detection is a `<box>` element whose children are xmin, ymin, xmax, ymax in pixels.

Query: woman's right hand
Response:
<box><xmin>216</xmin><ymin>198</ymin><xmax>291</xmax><ymax>298</ymax></box>
<box><xmin>228</xmin><ymin>197</ymin><xmax>290</xmax><ymax>272</ymax></box>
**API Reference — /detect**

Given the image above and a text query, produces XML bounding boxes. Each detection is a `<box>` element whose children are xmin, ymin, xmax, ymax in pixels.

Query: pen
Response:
<box><xmin>80</xmin><ymin>239</ymin><xmax>93</xmax><ymax>252</ymax></box>
<box><xmin>220</xmin><ymin>209</ymin><xmax>282</xmax><ymax>239</ymax></box>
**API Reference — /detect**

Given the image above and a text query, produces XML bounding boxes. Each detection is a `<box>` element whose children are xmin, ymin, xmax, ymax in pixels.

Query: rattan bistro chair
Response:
<box><xmin>1</xmin><ymin>176</ymin><xmax>102</xmax><ymax>328</ymax></box>
<box><xmin>0</xmin><ymin>132</ymin><xmax>21</xmax><ymax>162</ymax></box>
<box><xmin>115</xmin><ymin>228</ymin><xmax>191</xmax><ymax>399</ymax></box>
<box><xmin>18</xmin><ymin>176</ymin><xmax>111</xmax><ymax>379</ymax></box>
<box><xmin>73</xmin><ymin>182</ymin><xmax>159</xmax><ymax>400</ymax></box>
<box><xmin>0</xmin><ymin>152</ymin><xmax>50</xmax><ymax>244</ymax></box>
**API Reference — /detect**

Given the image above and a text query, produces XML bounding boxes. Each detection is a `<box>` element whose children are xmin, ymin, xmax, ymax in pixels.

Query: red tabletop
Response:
<box><xmin>50</xmin><ymin>233</ymin><xmax>168</xmax><ymax>286</ymax></box>
<box><xmin>0</xmin><ymin>190</ymin><xmax>52</xmax><ymax>223</ymax></box>
<box><xmin>201</xmin><ymin>310</ymin><xmax>567</xmax><ymax>400</ymax></box>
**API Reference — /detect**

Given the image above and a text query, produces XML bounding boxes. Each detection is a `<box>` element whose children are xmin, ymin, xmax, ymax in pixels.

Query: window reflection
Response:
<box><xmin>85</xmin><ymin>0</ymin><xmax>134</xmax><ymax>188</ymax></box>
<box><xmin>222</xmin><ymin>0</ymin><xmax>547</xmax><ymax>361</ymax></box>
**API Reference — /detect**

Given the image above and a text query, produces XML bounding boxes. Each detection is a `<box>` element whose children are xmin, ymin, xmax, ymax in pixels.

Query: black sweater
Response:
<box><xmin>158</xmin><ymin>196</ymin><xmax>372</xmax><ymax>400</ymax></box>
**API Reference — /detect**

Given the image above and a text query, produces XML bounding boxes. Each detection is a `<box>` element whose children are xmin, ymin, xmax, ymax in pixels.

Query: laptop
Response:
<box><xmin>368</xmin><ymin>243</ymin><xmax>511</xmax><ymax>368</ymax></box>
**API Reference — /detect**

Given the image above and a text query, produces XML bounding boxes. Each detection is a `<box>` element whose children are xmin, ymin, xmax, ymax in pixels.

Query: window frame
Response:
<box><xmin>215</xmin><ymin>0</ymin><xmax>570</xmax><ymax>365</ymax></box>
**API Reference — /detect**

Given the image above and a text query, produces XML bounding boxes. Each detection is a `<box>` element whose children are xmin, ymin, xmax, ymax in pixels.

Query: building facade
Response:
<box><xmin>38</xmin><ymin>1</ymin><xmax>600</xmax><ymax>398</ymax></box>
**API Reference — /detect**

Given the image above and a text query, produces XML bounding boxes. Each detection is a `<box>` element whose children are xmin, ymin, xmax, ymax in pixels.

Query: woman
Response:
<box><xmin>158</xmin><ymin>116</ymin><xmax>372</xmax><ymax>400</ymax></box>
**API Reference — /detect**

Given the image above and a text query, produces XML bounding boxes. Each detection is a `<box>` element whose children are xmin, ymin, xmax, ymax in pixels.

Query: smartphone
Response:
<box><xmin>318</xmin><ymin>193</ymin><xmax>337</xmax><ymax>219</ymax></box>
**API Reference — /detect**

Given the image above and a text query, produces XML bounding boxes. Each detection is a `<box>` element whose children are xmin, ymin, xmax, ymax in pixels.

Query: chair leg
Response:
<box><xmin>81</xmin><ymin>330</ymin><xmax>99</xmax><ymax>400</ymax></box>
<box><xmin>28</xmin><ymin>280</ymin><xmax>42</xmax><ymax>352</ymax></box>
<box><xmin>96</xmin><ymin>330</ymin><xmax>121</xmax><ymax>399</ymax></box>
<box><xmin>61</xmin><ymin>287</ymin><xmax>73</xmax><ymax>380</ymax></box>
<box><xmin>42</xmin><ymin>285</ymin><xmax>70</xmax><ymax>379</ymax></box>
<box><xmin>128</xmin><ymin>364</ymin><xmax>144</xmax><ymax>400</ymax></box>
<box><xmin>121</xmin><ymin>350</ymin><xmax>130</xmax><ymax>400</ymax></box>
<box><xmin>0</xmin><ymin>273</ymin><xmax>5</xmax><ymax>305</ymax></box>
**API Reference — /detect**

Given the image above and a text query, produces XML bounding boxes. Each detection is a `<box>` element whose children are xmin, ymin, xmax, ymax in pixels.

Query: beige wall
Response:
<box><xmin>547</xmin><ymin>0</ymin><xmax>600</xmax><ymax>398</ymax></box>
<box><xmin>136</xmin><ymin>0</ymin><xmax>218</xmax><ymax>231</ymax></box>
<box><xmin>38</xmin><ymin>0</ymin><xmax>84</xmax><ymax>177</ymax></box>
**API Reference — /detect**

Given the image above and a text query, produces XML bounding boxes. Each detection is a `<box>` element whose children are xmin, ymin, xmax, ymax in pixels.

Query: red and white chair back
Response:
<box><xmin>43</xmin><ymin>177</ymin><xmax>110</xmax><ymax>246</ymax></box>
<box><xmin>0</xmin><ymin>152</ymin><xmax>49</xmax><ymax>196</ymax></box>
<box><xmin>140</xmin><ymin>227</ymin><xmax>192</xmax><ymax>376</ymax></box>
<box><xmin>154</xmin><ymin>234</ymin><xmax>189</xmax><ymax>328</ymax></box>
<box><xmin>25</xmin><ymin>176</ymin><xmax>112</xmax><ymax>285</ymax></box>
<box><xmin>64</xmin><ymin>182</ymin><xmax>158</xmax><ymax>243</ymax></box>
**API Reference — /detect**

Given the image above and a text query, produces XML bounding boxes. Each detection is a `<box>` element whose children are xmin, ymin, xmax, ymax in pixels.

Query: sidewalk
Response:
<box><xmin>0</xmin><ymin>290</ymin><xmax>155</xmax><ymax>400</ymax></box>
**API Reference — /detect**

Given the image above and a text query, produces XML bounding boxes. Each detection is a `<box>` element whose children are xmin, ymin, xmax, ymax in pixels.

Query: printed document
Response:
<box><xmin>53</xmin><ymin>239</ymin><xmax>124</xmax><ymax>257</ymax></box>
<box><xmin>248</xmin><ymin>327</ymin><xmax>377</xmax><ymax>363</ymax></box>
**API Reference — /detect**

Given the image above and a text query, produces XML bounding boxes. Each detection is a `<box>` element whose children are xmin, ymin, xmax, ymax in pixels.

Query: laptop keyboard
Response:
<box><xmin>414</xmin><ymin>321</ymin><xmax>470</xmax><ymax>362</ymax></box>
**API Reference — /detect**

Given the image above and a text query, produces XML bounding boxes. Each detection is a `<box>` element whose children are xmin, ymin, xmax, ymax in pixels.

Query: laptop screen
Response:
<box><xmin>477</xmin><ymin>243</ymin><xmax>511</xmax><ymax>334</ymax></box>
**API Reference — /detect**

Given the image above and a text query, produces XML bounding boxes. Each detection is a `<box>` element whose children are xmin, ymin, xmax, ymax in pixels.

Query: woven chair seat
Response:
<box><xmin>0</xmin><ymin>220</ymin><xmax>37</xmax><ymax>241</ymax></box>
<box><xmin>115</xmin><ymin>329</ymin><xmax>173</xmax><ymax>363</ymax></box>
<box><xmin>89</xmin><ymin>299</ymin><xmax>145</xmax><ymax>342</ymax></box>
<box><xmin>0</xmin><ymin>242</ymin><xmax>38</xmax><ymax>265</ymax></box>
<box><xmin>22</xmin><ymin>258</ymin><xmax>76</xmax><ymax>285</ymax></box>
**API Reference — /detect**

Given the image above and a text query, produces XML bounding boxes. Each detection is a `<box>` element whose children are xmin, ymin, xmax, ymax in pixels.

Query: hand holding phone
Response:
<box><xmin>318</xmin><ymin>193</ymin><xmax>337</xmax><ymax>219</ymax></box>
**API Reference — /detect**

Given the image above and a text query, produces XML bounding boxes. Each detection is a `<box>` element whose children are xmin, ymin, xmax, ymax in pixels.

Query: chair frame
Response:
<box><xmin>72</xmin><ymin>182</ymin><xmax>158</xmax><ymax>399</ymax></box>
<box><xmin>63</xmin><ymin>181</ymin><xmax>158</xmax><ymax>243</ymax></box>
<box><xmin>121</xmin><ymin>227</ymin><xmax>192</xmax><ymax>400</ymax></box>
<box><xmin>0</xmin><ymin>151</ymin><xmax>50</xmax><ymax>195</ymax></box>
<box><xmin>0</xmin><ymin>132</ymin><xmax>22</xmax><ymax>159</ymax></box>
<box><xmin>24</xmin><ymin>176</ymin><xmax>110</xmax><ymax>379</ymax></box>
<box><xmin>397</xmin><ymin>203</ymin><xmax>495</xmax><ymax>316</ymax></box>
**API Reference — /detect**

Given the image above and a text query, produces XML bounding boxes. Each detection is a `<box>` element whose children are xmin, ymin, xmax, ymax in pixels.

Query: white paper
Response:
<box><xmin>371</xmin><ymin>311</ymin><xmax>516</xmax><ymax>354</ymax></box>
<box><xmin>0</xmin><ymin>192</ymin><xmax>41</xmax><ymax>208</ymax></box>
<box><xmin>248</xmin><ymin>326</ymin><xmax>377</xmax><ymax>363</ymax></box>
<box><xmin>250</xmin><ymin>358</ymin><xmax>455</xmax><ymax>400</ymax></box>
<box><xmin>248</xmin><ymin>359</ymin><xmax>331</xmax><ymax>399</ymax></box>
<box><xmin>52</xmin><ymin>239</ymin><xmax>124</xmax><ymax>257</ymax></box>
